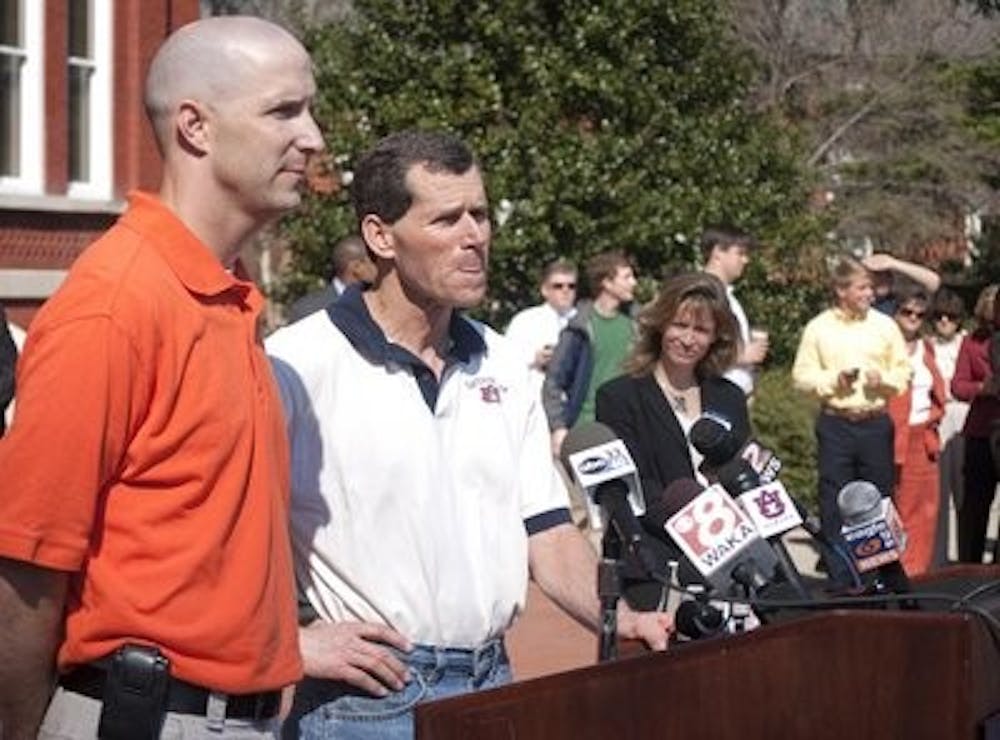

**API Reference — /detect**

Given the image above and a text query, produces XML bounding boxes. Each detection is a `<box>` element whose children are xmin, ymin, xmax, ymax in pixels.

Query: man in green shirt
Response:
<box><xmin>543</xmin><ymin>250</ymin><xmax>637</xmax><ymax>456</ymax></box>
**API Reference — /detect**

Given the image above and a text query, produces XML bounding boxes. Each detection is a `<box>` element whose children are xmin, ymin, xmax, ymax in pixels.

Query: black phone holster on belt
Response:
<box><xmin>97</xmin><ymin>643</ymin><xmax>170</xmax><ymax>740</ymax></box>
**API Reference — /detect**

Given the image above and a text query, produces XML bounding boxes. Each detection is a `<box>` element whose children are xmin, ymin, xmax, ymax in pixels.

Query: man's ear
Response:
<box><xmin>361</xmin><ymin>214</ymin><xmax>396</xmax><ymax>261</ymax></box>
<box><xmin>175</xmin><ymin>99</ymin><xmax>211</xmax><ymax>155</ymax></box>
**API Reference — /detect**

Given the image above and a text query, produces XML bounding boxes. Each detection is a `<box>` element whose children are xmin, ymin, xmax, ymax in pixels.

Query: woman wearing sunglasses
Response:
<box><xmin>887</xmin><ymin>287</ymin><xmax>946</xmax><ymax>575</ymax></box>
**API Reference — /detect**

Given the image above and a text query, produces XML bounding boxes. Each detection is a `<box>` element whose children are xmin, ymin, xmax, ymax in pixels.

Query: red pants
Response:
<box><xmin>895</xmin><ymin>423</ymin><xmax>940</xmax><ymax>575</ymax></box>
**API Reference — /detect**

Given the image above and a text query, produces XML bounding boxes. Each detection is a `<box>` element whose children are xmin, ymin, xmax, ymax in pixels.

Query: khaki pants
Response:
<box><xmin>39</xmin><ymin>686</ymin><xmax>281</xmax><ymax>739</ymax></box>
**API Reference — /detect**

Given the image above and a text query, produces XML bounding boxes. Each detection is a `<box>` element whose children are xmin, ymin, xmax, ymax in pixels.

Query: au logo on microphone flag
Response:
<box><xmin>737</xmin><ymin>481</ymin><xmax>803</xmax><ymax>540</ymax></box>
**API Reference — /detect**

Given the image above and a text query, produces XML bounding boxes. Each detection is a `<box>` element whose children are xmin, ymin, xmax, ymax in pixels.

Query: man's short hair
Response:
<box><xmin>329</xmin><ymin>235</ymin><xmax>368</xmax><ymax>281</ymax></box>
<box><xmin>585</xmin><ymin>251</ymin><xmax>632</xmax><ymax>296</ymax></box>
<box><xmin>830</xmin><ymin>256</ymin><xmax>870</xmax><ymax>291</ymax></box>
<box><xmin>541</xmin><ymin>259</ymin><xmax>577</xmax><ymax>284</ymax></box>
<box><xmin>698</xmin><ymin>226</ymin><xmax>757</xmax><ymax>263</ymax></box>
<box><xmin>351</xmin><ymin>130</ymin><xmax>476</xmax><ymax>225</ymax></box>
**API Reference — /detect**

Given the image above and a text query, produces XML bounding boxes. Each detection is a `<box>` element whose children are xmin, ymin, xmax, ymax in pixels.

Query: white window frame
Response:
<box><xmin>66</xmin><ymin>0</ymin><xmax>112</xmax><ymax>201</ymax></box>
<box><xmin>0</xmin><ymin>0</ymin><xmax>43</xmax><ymax>196</ymax></box>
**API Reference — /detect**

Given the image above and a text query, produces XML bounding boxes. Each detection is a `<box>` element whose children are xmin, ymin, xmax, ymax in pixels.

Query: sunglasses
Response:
<box><xmin>898</xmin><ymin>308</ymin><xmax>927</xmax><ymax>320</ymax></box>
<box><xmin>933</xmin><ymin>313</ymin><xmax>959</xmax><ymax>322</ymax></box>
<box><xmin>548</xmin><ymin>282</ymin><xmax>576</xmax><ymax>290</ymax></box>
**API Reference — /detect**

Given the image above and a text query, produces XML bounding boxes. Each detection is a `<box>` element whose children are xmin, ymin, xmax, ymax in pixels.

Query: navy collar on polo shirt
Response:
<box><xmin>327</xmin><ymin>284</ymin><xmax>486</xmax><ymax>410</ymax></box>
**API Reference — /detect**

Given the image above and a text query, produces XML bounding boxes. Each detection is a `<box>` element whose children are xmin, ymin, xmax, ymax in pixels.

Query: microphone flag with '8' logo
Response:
<box><xmin>663</xmin><ymin>484</ymin><xmax>777</xmax><ymax>591</ymax></box>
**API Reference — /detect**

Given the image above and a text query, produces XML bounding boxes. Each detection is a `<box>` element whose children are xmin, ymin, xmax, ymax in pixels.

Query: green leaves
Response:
<box><xmin>280</xmin><ymin>0</ymin><xmax>823</xmax><ymax>362</ymax></box>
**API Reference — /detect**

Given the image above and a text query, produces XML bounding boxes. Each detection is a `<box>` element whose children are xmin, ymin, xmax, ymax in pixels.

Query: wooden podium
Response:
<box><xmin>416</xmin><ymin>566</ymin><xmax>1000</xmax><ymax>739</ymax></box>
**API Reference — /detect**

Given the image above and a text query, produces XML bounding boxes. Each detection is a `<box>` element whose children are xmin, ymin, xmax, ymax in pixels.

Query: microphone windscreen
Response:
<box><xmin>645</xmin><ymin>478</ymin><xmax>704</xmax><ymax>529</ymax></box>
<box><xmin>559</xmin><ymin>421</ymin><xmax>619</xmax><ymax>471</ymax></box>
<box><xmin>836</xmin><ymin>480</ymin><xmax>882</xmax><ymax>526</ymax></box>
<box><xmin>688</xmin><ymin>412</ymin><xmax>741</xmax><ymax>467</ymax></box>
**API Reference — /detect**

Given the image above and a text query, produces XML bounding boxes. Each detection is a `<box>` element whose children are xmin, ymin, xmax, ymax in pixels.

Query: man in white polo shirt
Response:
<box><xmin>504</xmin><ymin>258</ymin><xmax>578</xmax><ymax>396</ymax></box>
<box><xmin>267</xmin><ymin>130</ymin><xmax>673</xmax><ymax>739</ymax></box>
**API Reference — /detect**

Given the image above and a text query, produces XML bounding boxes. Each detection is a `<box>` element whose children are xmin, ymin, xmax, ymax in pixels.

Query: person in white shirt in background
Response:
<box><xmin>928</xmin><ymin>287</ymin><xmax>970</xmax><ymax>565</ymax></box>
<box><xmin>699</xmin><ymin>226</ymin><xmax>768</xmax><ymax>397</ymax></box>
<box><xmin>505</xmin><ymin>259</ymin><xmax>578</xmax><ymax>397</ymax></box>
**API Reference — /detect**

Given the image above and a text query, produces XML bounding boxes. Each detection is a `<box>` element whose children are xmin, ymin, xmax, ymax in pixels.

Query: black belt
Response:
<box><xmin>59</xmin><ymin>664</ymin><xmax>280</xmax><ymax>721</ymax></box>
<box><xmin>822</xmin><ymin>406</ymin><xmax>887</xmax><ymax>422</ymax></box>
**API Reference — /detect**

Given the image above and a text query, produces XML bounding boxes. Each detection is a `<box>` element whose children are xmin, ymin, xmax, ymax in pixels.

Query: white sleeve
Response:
<box><xmin>504</xmin><ymin>311</ymin><xmax>539</xmax><ymax>370</ymax></box>
<box><xmin>518</xmin><ymin>376</ymin><xmax>571</xmax><ymax>520</ymax></box>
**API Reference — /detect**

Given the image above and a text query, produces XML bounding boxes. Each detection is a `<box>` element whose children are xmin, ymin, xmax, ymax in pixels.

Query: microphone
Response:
<box><xmin>794</xmin><ymin>503</ymin><xmax>862</xmax><ymax>590</ymax></box>
<box><xmin>561</xmin><ymin>423</ymin><xmax>660</xmax><ymax>578</ymax></box>
<box><xmin>837</xmin><ymin>480</ymin><xmax>914</xmax><ymax>604</ymax></box>
<box><xmin>674</xmin><ymin>597</ymin><xmax>726</xmax><ymax>640</ymax></box>
<box><xmin>688</xmin><ymin>413</ymin><xmax>812</xmax><ymax>600</ymax></box>
<box><xmin>652</xmin><ymin>478</ymin><xmax>779</xmax><ymax>600</ymax></box>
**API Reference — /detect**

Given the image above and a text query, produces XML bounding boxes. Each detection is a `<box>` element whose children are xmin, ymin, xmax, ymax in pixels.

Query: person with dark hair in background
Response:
<box><xmin>0</xmin><ymin>305</ymin><xmax>16</xmax><ymax>437</ymax></box>
<box><xmin>792</xmin><ymin>256</ymin><xmax>911</xmax><ymax>585</ymax></box>
<box><xmin>928</xmin><ymin>287</ymin><xmax>969</xmax><ymax>565</ymax></box>
<box><xmin>886</xmin><ymin>287</ymin><xmax>946</xmax><ymax>575</ymax></box>
<box><xmin>596</xmin><ymin>272</ymin><xmax>748</xmax><ymax>495</ymax></box>
<box><xmin>286</xmin><ymin>234</ymin><xmax>376</xmax><ymax>322</ymax></box>
<box><xmin>543</xmin><ymin>250</ymin><xmax>637</xmax><ymax>457</ymax></box>
<box><xmin>0</xmin><ymin>16</ymin><xmax>323</xmax><ymax>738</ymax></box>
<box><xmin>266</xmin><ymin>130</ymin><xmax>673</xmax><ymax>740</ymax></box>
<box><xmin>951</xmin><ymin>284</ymin><xmax>1000</xmax><ymax>563</ymax></box>
<box><xmin>700</xmin><ymin>226</ymin><xmax>768</xmax><ymax>397</ymax></box>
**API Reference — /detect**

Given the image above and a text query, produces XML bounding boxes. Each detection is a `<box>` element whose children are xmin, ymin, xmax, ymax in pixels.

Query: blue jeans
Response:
<box><xmin>285</xmin><ymin>639</ymin><xmax>511</xmax><ymax>740</ymax></box>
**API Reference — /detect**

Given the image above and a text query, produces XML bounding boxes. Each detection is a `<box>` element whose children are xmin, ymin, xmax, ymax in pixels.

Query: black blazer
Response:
<box><xmin>595</xmin><ymin>372</ymin><xmax>750</xmax><ymax>499</ymax></box>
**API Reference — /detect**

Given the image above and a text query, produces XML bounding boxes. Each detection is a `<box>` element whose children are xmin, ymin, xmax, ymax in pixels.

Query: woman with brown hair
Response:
<box><xmin>596</xmin><ymin>272</ymin><xmax>748</xmax><ymax>496</ymax></box>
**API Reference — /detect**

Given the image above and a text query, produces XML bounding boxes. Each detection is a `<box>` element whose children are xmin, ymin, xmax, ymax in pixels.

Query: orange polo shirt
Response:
<box><xmin>0</xmin><ymin>192</ymin><xmax>301</xmax><ymax>693</ymax></box>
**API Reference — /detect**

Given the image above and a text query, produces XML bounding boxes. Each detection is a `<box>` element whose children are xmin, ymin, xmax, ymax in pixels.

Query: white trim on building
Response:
<box><xmin>0</xmin><ymin>268</ymin><xmax>68</xmax><ymax>299</ymax></box>
<box><xmin>0</xmin><ymin>0</ymin><xmax>44</xmax><ymax>196</ymax></box>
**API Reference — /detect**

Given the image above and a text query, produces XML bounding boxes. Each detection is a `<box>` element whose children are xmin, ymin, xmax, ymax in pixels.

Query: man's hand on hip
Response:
<box><xmin>300</xmin><ymin>621</ymin><xmax>413</xmax><ymax>697</ymax></box>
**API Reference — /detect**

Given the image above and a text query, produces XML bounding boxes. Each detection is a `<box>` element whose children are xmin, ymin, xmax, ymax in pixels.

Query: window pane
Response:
<box><xmin>0</xmin><ymin>0</ymin><xmax>19</xmax><ymax>47</ymax></box>
<box><xmin>69</xmin><ymin>65</ymin><xmax>90</xmax><ymax>181</ymax></box>
<box><xmin>0</xmin><ymin>52</ymin><xmax>20</xmax><ymax>175</ymax></box>
<box><xmin>68</xmin><ymin>0</ymin><xmax>90</xmax><ymax>58</ymax></box>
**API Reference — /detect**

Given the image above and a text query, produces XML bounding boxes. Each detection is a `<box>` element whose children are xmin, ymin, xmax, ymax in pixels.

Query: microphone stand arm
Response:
<box><xmin>597</xmin><ymin>557</ymin><xmax>621</xmax><ymax>663</ymax></box>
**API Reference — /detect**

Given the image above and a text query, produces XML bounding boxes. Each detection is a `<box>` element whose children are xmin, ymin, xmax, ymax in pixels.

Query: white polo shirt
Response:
<box><xmin>266</xmin><ymin>287</ymin><xmax>572</xmax><ymax>649</ymax></box>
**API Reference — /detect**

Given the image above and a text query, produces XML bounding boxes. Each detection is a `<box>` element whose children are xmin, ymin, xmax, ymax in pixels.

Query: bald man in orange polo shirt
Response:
<box><xmin>0</xmin><ymin>17</ymin><xmax>324</xmax><ymax>739</ymax></box>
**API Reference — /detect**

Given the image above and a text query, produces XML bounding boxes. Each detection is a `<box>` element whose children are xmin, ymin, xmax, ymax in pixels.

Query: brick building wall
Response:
<box><xmin>0</xmin><ymin>0</ymin><xmax>200</xmax><ymax>328</ymax></box>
